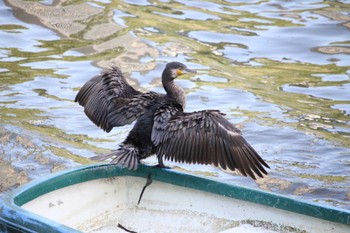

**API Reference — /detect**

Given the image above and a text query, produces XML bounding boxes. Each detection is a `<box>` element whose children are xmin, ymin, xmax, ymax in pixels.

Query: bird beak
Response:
<box><xmin>178</xmin><ymin>68</ymin><xmax>197</xmax><ymax>76</ymax></box>
<box><xmin>184</xmin><ymin>68</ymin><xmax>197</xmax><ymax>74</ymax></box>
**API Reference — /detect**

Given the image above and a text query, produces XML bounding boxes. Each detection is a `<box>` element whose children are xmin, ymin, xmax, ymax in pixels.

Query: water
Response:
<box><xmin>0</xmin><ymin>0</ymin><xmax>349</xmax><ymax>210</ymax></box>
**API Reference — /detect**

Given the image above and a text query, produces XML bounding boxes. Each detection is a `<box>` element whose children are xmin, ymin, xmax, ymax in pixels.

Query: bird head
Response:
<box><xmin>164</xmin><ymin>62</ymin><xmax>197</xmax><ymax>80</ymax></box>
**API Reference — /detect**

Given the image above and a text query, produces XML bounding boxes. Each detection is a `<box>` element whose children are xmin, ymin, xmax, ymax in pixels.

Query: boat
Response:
<box><xmin>0</xmin><ymin>164</ymin><xmax>349</xmax><ymax>233</ymax></box>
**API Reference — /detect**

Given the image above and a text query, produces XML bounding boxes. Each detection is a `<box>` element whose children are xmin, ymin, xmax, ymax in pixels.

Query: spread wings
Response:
<box><xmin>75</xmin><ymin>66</ymin><xmax>162</xmax><ymax>132</ymax></box>
<box><xmin>152</xmin><ymin>104</ymin><xmax>269</xmax><ymax>179</ymax></box>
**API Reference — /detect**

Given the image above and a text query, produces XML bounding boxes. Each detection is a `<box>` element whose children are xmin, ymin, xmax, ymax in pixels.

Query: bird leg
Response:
<box><xmin>153</xmin><ymin>156</ymin><xmax>170</xmax><ymax>169</ymax></box>
<box><xmin>137</xmin><ymin>173</ymin><xmax>152</xmax><ymax>205</ymax></box>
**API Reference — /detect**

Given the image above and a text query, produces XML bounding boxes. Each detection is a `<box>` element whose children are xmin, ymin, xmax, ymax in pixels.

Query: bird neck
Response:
<box><xmin>163</xmin><ymin>79</ymin><xmax>186</xmax><ymax>109</ymax></box>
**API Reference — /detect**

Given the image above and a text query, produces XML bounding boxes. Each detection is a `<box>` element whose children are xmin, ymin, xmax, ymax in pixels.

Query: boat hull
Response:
<box><xmin>1</xmin><ymin>164</ymin><xmax>349</xmax><ymax>232</ymax></box>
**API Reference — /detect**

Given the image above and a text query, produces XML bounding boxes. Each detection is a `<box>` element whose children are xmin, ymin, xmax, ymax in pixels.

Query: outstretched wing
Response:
<box><xmin>75</xmin><ymin>66</ymin><xmax>162</xmax><ymax>132</ymax></box>
<box><xmin>152</xmin><ymin>104</ymin><xmax>269</xmax><ymax>179</ymax></box>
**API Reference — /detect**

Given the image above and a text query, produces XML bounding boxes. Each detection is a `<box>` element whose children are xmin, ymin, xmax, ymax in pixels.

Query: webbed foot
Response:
<box><xmin>154</xmin><ymin>156</ymin><xmax>170</xmax><ymax>169</ymax></box>
<box><xmin>153</xmin><ymin>164</ymin><xmax>170</xmax><ymax>169</ymax></box>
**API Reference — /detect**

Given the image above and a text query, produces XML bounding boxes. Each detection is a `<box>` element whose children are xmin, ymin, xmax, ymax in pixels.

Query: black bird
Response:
<box><xmin>75</xmin><ymin>62</ymin><xmax>269</xmax><ymax>179</ymax></box>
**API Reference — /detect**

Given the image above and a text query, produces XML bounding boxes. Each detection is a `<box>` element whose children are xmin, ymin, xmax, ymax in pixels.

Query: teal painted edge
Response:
<box><xmin>0</xmin><ymin>164</ymin><xmax>349</xmax><ymax>233</ymax></box>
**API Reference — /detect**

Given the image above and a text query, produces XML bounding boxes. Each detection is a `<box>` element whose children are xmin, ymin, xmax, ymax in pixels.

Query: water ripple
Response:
<box><xmin>0</xmin><ymin>0</ymin><xmax>349</xmax><ymax>210</ymax></box>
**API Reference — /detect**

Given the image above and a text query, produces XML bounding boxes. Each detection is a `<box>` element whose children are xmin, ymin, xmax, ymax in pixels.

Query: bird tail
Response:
<box><xmin>91</xmin><ymin>145</ymin><xmax>139</xmax><ymax>170</ymax></box>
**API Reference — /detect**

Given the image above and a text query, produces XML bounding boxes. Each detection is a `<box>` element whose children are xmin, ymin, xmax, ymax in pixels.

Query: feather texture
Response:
<box><xmin>76</xmin><ymin>62</ymin><xmax>269</xmax><ymax>179</ymax></box>
<box><xmin>152</xmin><ymin>104</ymin><xmax>269</xmax><ymax>179</ymax></box>
<box><xmin>75</xmin><ymin>66</ymin><xmax>162</xmax><ymax>132</ymax></box>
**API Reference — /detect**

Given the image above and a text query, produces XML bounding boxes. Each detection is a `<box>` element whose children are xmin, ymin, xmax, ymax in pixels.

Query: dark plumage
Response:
<box><xmin>75</xmin><ymin>62</ymin><xmax>269</xmax><ymax>179</ymax></box>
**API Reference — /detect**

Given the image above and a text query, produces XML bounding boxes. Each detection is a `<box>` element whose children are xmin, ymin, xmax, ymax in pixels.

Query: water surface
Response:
<box><xmin>0</xmin><ymin>0</ymin><xmax>349</xmax><ymax>210</ymax></box>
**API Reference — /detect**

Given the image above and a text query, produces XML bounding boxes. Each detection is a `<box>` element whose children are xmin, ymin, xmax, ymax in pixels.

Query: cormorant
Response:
<box><xmin>75</xmin><ymin>62</ymin><xmax>269</xmax><ymax>179</ymax></box>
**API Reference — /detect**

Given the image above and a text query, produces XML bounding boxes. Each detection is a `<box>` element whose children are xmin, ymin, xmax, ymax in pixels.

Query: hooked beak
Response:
<box><xmin>177</xmin><ymin>68</ymin><xmax>197</xmax><ymax>76</ymax></box>
<box><xmin>184</xmin><ymin>68</ymin><xmax>197</xmax><ymax>74</ymax></box>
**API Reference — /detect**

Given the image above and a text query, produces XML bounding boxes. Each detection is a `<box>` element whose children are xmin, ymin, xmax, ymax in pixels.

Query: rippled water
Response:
<box><xmin>0</xmin><ymin>0</ymin><xmax>349</xmax><ymax>210</ymax></box>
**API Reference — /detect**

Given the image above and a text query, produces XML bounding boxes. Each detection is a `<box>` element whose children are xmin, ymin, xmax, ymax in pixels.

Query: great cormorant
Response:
<box><xmin>75</xmin><ymin>62</ymin><xmax>269</xmax><ymax>179</ymax></box>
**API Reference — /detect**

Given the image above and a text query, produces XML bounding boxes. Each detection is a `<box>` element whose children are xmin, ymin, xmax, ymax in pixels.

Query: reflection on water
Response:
<box><xmin>0</xmin><ymin>0</ymin><xmax>349</xmax><ymax>210</ymax></box>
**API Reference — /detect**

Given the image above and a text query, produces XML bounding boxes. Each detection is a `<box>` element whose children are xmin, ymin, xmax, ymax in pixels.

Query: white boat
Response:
<box><xmin>0</xmin><ymin>164</ymin><xmax>349</xmax><ymax>232</ymax></box>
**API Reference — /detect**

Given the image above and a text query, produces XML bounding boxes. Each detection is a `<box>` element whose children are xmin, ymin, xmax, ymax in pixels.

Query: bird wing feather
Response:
<box><xmin>152</xmin><ymin>104</ymin><xmax>269</xmax><ymax>179</ymax></box>
<box><xmin>75</xmin><ymin>66</ymin><xmax>162</xmax><ymax>132</ymax></box>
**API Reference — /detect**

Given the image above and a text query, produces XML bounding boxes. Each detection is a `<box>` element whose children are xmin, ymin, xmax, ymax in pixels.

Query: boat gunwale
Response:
<box><xmin>0</xmin><ymin>164</ymin><xmax>349</xmax><ymax>232</ymax></box>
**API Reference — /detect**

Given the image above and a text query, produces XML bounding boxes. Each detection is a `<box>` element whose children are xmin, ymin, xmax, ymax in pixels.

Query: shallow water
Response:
<box><xmin>0</xmin><ymin>0</ymin><xmax>349</xmax><ymax>210</ymax></box>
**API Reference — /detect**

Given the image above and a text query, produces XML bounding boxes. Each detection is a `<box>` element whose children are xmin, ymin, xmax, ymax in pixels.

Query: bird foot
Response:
<box><xmin>153</xmin><ymin>164</ymin><xmax>170</xmax><ymax>169</ymax></box>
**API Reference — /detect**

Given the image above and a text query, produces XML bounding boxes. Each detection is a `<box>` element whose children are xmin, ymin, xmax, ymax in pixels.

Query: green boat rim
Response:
<box><xmin>0</xmin><ymin>164</ymin><xmax>349</xmax><ymax>232</ymax></box>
